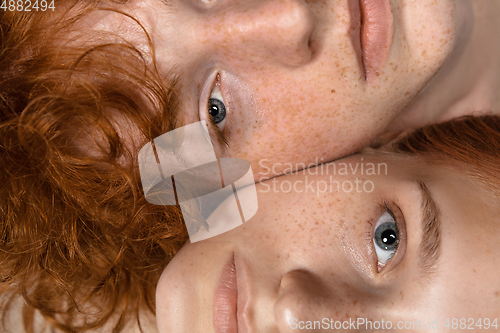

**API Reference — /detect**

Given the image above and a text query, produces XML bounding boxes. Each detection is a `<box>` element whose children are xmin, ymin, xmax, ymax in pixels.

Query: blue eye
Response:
<box><xmin>208</xmin><ymin>98</ymin><xmax>226</xmax><ymax>124</ymax></box>
<box><xmin>373</xmin><ymin>210</ymin><xmax>399</xmax><ymax>268</ymax></box>
<box><xmin>208</xmin><ymin>85</ymin><xmax>226</xmax><ymax>128</ymax></box>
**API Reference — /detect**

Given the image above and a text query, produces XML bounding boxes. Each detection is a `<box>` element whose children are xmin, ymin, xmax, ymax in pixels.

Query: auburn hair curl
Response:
<box><xmin>1</xmin><ymin>1</ymin><xmax>188</xmax><ymax>332</ymax></box>
<box><xmin>2</xmin><ymin>1</ymin><xmax>500</xmax><ymax>332</ymax></box>
<box><xmin>392</xmin><ymin>115</ymin><xmax>500</xmax><ymax>198</ymax></box>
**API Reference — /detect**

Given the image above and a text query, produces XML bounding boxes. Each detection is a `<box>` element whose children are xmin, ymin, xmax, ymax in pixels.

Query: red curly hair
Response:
<box><xmin>1</xmin><ymin>1</ymin><xmax>188</xmax><ymax>332</ymax></box>
<box><xmin>392</xmin><ymin>115</ymin><xmax>500</xmax><ymax>198</ymax></box>
<box><xmin>2</xmin><ymin>1</ymin><xmax>500</xmax><ymax>332</ymax></box>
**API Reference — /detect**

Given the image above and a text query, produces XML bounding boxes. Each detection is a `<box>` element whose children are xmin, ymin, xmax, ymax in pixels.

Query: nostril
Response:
<box><xmin>292</xmin><ymin>0</ymin><xmax>317</xmax><ymax>65</ymax></box>
<box><xmin>279</xmin><ymin>270</ymin><xmax>307</xmax><ymax>293</ymax></box>
<box><xmin>280</xmin><ymin>270</ymin><xmax>314</xmax><ymax>287</ymax></box>
<box><xmin>262</xmin><ymin>0</ymin><xmax>316</xmax><ymax>67</ymax></box>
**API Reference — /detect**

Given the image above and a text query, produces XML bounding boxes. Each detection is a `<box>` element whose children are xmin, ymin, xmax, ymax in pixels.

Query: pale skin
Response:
<box><xmin>156</xmin><ymin>152</ymin><xmax>500</xmax><ymax>332</ymax></box>
<box><xmin>56</xmin><ymin>1</ymin><xmax>500</xmax><ymax>331</ymax></box>
<box><xmin>72</xmin><ymin>0</ymin><xmax>500</xmax><ymax>181</ymax></box>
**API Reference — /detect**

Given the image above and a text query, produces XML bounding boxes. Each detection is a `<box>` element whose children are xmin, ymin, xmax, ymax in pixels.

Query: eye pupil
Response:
<box><xmin>209</xmin><ymin>104</ymin><xmax>219</xmax><ymax>117</ymax></box>
<box><xmin>374</xmin><ymin>220</ymin><xmax>399</xmax><ymax>251</ymax></box>
<box><xmin>381</xmin><ymin>229</ymin><xmax>397</xmax><ymax>245</ymax></box>
<box><xmin>208</xmin><ymin>98</ymin><xmax>226</xmax><ymax>124</ymax></box>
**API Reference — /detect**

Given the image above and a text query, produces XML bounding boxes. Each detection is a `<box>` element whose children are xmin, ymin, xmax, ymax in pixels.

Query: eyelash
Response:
<box><xmin>366</xmin><ymin>201</ymin><xmax>401</xmax><ymax>272</ymax></box>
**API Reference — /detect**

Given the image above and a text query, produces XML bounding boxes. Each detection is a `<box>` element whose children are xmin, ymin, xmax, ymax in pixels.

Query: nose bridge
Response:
<box><xmin>274</xmin><ymin>270</ymin><xmax>361</xmax><ymax>333</ymax></box>
<box><xmin>206</xmin><ymin>0</ymin><xmax>315</xmax><ymax>67</ymax></box>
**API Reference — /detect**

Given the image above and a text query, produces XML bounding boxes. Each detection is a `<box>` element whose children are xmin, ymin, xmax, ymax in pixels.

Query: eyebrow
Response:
<box><xmin>417</xmin><ymin>181</ymin><xmax>441</xmax><ymax>273</ymax></box>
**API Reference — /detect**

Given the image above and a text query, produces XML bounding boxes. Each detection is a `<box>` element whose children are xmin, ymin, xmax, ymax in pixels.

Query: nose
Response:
<box><xmin>274</xmin><ymin>270</ymin><xmax>330</xmax><ymax>332</ymax></box>
<box><xmin>200</xmin><ymin>0</ymin><xmax>316</xmax><ymax>67</ymax></box>
<box><xmin>274</xmin><ymin>270</ymin><xmax>360</xmax><ymax>333</ymax></box>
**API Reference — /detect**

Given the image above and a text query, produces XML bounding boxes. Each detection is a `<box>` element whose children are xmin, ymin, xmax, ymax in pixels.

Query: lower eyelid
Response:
<box><xmin>383</xmin><ymin>203</ymin><xmax>407</xmax><ymax>271</ymax></box>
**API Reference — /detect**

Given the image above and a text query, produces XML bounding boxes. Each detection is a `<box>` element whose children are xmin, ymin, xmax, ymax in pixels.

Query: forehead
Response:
<box><xmin>61</xmin><ymin>1</ymin><xmax>159</xmax><ymax>49</ymax></box>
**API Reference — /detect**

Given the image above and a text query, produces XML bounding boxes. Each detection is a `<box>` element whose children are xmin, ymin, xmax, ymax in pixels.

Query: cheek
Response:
<box><xmin>227</xmin><ymin>81</ymin><xmax>375</xmax><ymax>179</ymax></box>
<box><xmin>395</xmin><ymin>0</ymin><xmax>457</xmax><ymax>72</ymax></box>
<box><xmin>257</xmin><ymin>185</ymin><xmax>371</xmax><ymax>253</ymax></box>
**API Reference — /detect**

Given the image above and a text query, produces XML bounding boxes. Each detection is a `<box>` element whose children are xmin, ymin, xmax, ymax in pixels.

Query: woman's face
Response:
<box><xmin>156</xmin><ymin>153</ymin><xmax>500</xmax><ymax>332</ymax></box>
<box><xmin>83</xmin><ymin>0</ymin><xmax>463</xmax><ymax>179</ymax></box>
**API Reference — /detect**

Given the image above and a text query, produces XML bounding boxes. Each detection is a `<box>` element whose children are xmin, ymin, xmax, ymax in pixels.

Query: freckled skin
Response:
<box><xmin>75</xmin><ymin>0</ymin><xmax>500</xmax><ymax>181</ymax></box>
<box><xmin>157</xmin><ymin>153</ymin><xmax>500</xmax><ymax>332</ymax></box>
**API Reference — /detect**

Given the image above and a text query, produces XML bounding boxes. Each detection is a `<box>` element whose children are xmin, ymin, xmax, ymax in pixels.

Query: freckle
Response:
<box><xmin>353</xmin><ymin>300</ymin><xmax>357</xmax><ymax>306</ymax></box>
<box><xmin>473</xmin><ymin>269</ymin><xmax>477</xmax><ymax>273</ymax></box>
<box><xmin>400</xmin><ymin>291</ymin><xmax>404</xmax><ymax>300</ymax></box>
<box><xmin>495</xmin><ymin>291</ymin><xmax>500</xmax><ymax>297</ymax></box>
<box><xmin>331</xmin><ymin>89</ymin><xmax>336</xmax><ymax>93</ymax></box>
